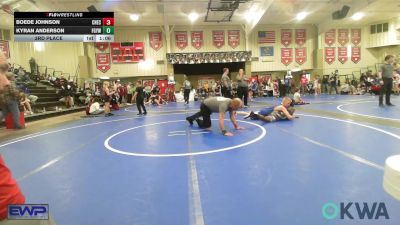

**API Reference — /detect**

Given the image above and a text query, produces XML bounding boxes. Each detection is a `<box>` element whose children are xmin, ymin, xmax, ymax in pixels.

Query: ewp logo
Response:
<box><xmin>8</xmin><ymin>204</ymin><xmax>49</xmax><ymax>220</ymax></box>
<box><xmin>322</xmin><ymin>202</ymin><xmax>389</xmax><ymax>220</ymax></box>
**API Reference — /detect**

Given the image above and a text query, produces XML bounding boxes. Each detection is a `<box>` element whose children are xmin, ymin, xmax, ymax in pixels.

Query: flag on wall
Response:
<box><xmin>175</xmin><ymin>31</ymin><xmax>188</xmax><ymax>50</ymax></box>
<box><xmin>324</xmin><ymin>29</ymin><xmax>336</xmax><ymax>46</ymax></box>
<box><xmin>280</xmin><ymin>29</ymin><xmax>292</xmax><ymax>46</ymax></box>
<box><xmin>149</xmin><ymin>32</ymin><xmax>163</xmax><ymax>51</ymax></box>
<box><xmin>260</xmin><ymin>46</ymin><xmax>274</xmax><ymax>56</ymax></box>
<box><xmin>281</xmin><ymin>48</ymin><xmax>293</xmax><ymax>66</ymax></box>
<box><xmin>338</xmin><ymin>29</ymin><xmax>349</xmax><ymax>46</ymax></box>
<box><xmin>212</xmin><ymin>30</ymin><xmax>225</xmax><ymax>48</ymax></box>
<box><xmin>258</xmin><ymin>31</ymin><xmax>275</xmax><ymax>44</ymax></box>
<box><xmin>351</xmin><ymin>47</ymin><xmax>361</xmax><ymax>63</ymax></box>
<box><xmin>351</xmin><ymin>29</ymin><xmax>361</xmax><ymax>45</ymax></box>
<box><xmin>96</xmin><ymin>53</ymin><xmax>110</xmax><ymax>73</ymax></box>
<box><xmin>295</xmin><ymin>48</ymin><xmax>306</xmax><ymax>65</ymax></box>
<box><xmin>295</xmin><ymin>29</ymin><xmax>306</xmax><ymax>46</ymax></box>
<box><xmin>338</xmin><ymin>47</ymin><xmax>348</xmax><ymax>64</ymax></box>
<box><xmin>191</xmin><ymin>31</ymin><xmax>203</xmax><ymax>50</ymax></box>
<box><xmin>325</xmin><ymin>47</ymin><xmax>335</xmax><ymax>64</ymax></box>
<box><xmin>228</xmin><ymin>30</ymin><xmax>240</xmax><ymax>49</ymax></box>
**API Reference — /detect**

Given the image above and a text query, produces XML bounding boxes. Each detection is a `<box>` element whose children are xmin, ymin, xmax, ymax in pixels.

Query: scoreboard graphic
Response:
<box><xmin>14</xmin><ymin>12</ymin><xmax>114</xmax><ymax>42</ymax></box>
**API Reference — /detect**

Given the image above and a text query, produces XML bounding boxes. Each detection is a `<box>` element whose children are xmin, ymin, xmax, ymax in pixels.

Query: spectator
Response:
<box><xmin>0</xmin><ymin>72</ymin><xmax>23</xmax><ymax>129</ymax></box>
<box><xmin>102</xmin><ymin>81</ymin><xmax>114</xmax><ymax>117</ymax></box>
<box><xmin>183</xmin><ymin>75</ymin><xmax>191</xmax><ymax>104</ymax></box>
<box><xmin>19</xmin><ymin>91</ymin><xmax>33</xmax><ymax>115</ymax></box>
<box><xmin>329</xmin><ymin>72</ymin><xmax>338</xmax><ymax>94</ymax></box>
<box><xmin>88</xmin><ymin>97</ymin><xmax>104</xmax><ymax>115</ymax></box>
<box><xmin>300</xmin><ymin>74</ymin><xmax>308</xmax><ymax>95</ymax></box>
<box><xmin>221</xmin><ymin>68</ymin><xmax>232</xmax><ymax>98</ymax></box>
<box><xmin>236</xmin><ymin>69</ymin><xmax>249</xmax><ymax>107</ymax></box>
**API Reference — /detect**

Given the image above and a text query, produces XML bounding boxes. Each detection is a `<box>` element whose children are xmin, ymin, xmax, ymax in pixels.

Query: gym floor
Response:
<box><xmin>1</xmin><ymin>94</ymin><xmax>400</xmax><ymax>225</ymax></box>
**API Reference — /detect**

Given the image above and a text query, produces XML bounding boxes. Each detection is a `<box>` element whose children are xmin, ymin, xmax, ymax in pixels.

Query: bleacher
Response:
<box><xmin>1</xmin><ymin>62</ymin><xmax>86</xmax><ymax>127</ymax></box>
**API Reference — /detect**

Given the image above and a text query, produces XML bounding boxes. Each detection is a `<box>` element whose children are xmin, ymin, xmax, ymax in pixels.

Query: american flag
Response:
<box><xmin>258</xmin><ymin>31</ymin><xmax>275</xmax><ymax>44</ymax></box>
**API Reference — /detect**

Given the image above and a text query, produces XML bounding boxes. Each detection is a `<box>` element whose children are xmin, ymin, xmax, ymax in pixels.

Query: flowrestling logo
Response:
<box><xmin>322</xmin><ymin>202</ymin><xmax>389</xmax><ymax>220</ymax></box>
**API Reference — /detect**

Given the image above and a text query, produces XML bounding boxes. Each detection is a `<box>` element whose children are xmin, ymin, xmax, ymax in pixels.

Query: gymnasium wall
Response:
<box><xmin>3</xmin><ymin>19</ymin><xmax>399</xmax><ymax>82</ymax></box>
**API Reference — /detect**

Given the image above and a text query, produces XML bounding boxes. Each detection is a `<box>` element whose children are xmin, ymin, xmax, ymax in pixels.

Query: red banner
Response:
<box><xmin>351</xmin><ymin>47</ymin><xmax>361</xmax><ymax>64</ymax></box>
<box><xmin>295</xmin><ymin>29</ymin><xmax>306</xmax><ymax>46</ymax></box>
<box><xmin>325</xmin><ymin>47</ymin><xmax>335</xmax><ymax>64</ymax></box>
<box><xmin>95</xmin><ymin>42</ymin><xmax>109</xmax><ymax>52</ymax></box>
<box><xmin>96</xmin><ymin>53</ymin><xmax>110</xmax><ymax>73</ymax></box>
<box><xmin>351</xmin><ymin>28</ymin><xmax>361</xmax><ymax>45</ymax></box>
<box><xmin>281</xmin><ymin>48</ymin><xmax>293</xmax><ymax>66</ymax></box>
<box><xmin>175</xmin><ymin>31</ymin><xmax>188</xmax><ymax>50</ymax></box>
<box><xmin>325</xmin><ymin>29</ymin><xmax>336</xmax><ymax>46</ymax></box>
<box><xmin>295</xmin><ymin>48</ymin><xmax>306</xmax><ymax>65</ymax></box>
<box><xmin>212</xmin><ymin>30</ymin><xmax>225</xmax><ymax>48</ymax></box>
<box><xmin>281</xmin><ymin>29</ymin><xmax>292</xmax><ymax>46</ymax></box>
<box><xmin>338</xmin><ymin>47</ymin><xmax>348</xmax><ymax>64</ymax></box>
<box><xmin>338</xmin><ymin>29</ymin><xmax>349</xmax><ymax>46</ymax></box>
<box><xmin>0</xmin><ymin>41</ymin><xmax>10</xmax><ymax>58</ymax></box>
<box><xmin>191</xmin><ymin>31</ymin><xmax>203</xmax><ymax>50</ymax></box>
<box><xmin>228</xmin><ymin>30</ymin><xmax>240</xmax><ymax>49</ymax></box>
<box><xmin>149</xmin><ymin>32</ymin><xmax>163</xmax><ymax>51</ymax></box>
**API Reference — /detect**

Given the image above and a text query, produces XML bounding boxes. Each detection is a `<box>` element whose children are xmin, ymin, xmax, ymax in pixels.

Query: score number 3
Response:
<box><xmin>102</xmin><ymin>18</ymin><xmax>114</xmax><ymax>26</ymax></box>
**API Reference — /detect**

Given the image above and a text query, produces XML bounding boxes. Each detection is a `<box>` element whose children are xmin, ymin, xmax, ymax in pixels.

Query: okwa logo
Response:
<box><xmin>322</xmin><ymin>202</ymin><xmax>389</xmax><ymax>220</ymax></box>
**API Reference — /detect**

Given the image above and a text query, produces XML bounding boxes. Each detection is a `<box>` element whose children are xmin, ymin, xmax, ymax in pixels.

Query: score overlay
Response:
<box><xmin>14</xmin><ymin>12</ymin><xmax>114</xmax><ymax>42</ymax></box>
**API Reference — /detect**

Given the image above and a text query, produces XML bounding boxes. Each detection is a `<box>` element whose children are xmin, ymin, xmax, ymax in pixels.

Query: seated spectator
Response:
<box><xmin>293</xmin><ymin>87</ymin><xmax>309</xmax><ymax>105</ymax></box>
<box><xmin>19</xmin><ymin>91</ymin><xmax>33</xmax><ymax>115</ymax></box>
<box><xmin>146</xmin><ymin>93</ymin><xmax>163</xmax><ymax>106</ymax></box>
<box><xmin>340</xmin><ymin>82</ymin><xmax>355</xmax><ymax>95</ymax></box>
<box><xmin>110</xmin><ymin>93</ymin><xmax>119</xmax><ymax>110</ymax></box>
<box><xmin>86</xmin><ymin>96</ymin><xmax>104</xmax><ymax>115</ymax></box>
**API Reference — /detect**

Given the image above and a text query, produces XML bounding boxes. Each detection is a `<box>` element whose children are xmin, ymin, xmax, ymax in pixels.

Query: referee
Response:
<box><xmin>379</xmin><ymin>55</ymin><xmax>395</xmax><ymax>107</ymax></box>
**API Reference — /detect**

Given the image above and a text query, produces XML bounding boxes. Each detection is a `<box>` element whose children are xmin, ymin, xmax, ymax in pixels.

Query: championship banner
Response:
<box><xmin>212</xmin><ymin>30</ymin><xmax>225</xmax><ymax>48</ymax></box>
<box><xmin>295</xmin><ymin>48</ymin><xmax>306</xmax><ymax>65</ymax></box>
<box><xmin>324</xmin><ymin>29</ymin><xmax>336</xmax><ymax>46</ymax></box>
<box><xmin>191</xmin><ymin>31</ymin><xmax>203</xmax><ymax>50</ymax></box>
<box><xmin>0</xmin><ymin>41</ymin><xmax>10</xmax><ymax>58</ymax></box>
<box><xmin>281</xmin><ymin>29</ymin><xmax>292</xmax><ymax>46</ymax></box>
<box><xmin>228</xmin><ymin>30</ymin><xmax>240</xmax><ymax>49</ymax></box>
<box><xmin>295</xmin><ymin>29</ymin><xmax>306</xmax><ymax>46</ymax></box>
<box><xmin>96</xmin><ymin>53</ymin><xmax>110</xmax><ymax>73</ymax></box>
<box><xmin>338</xmin><ymin>29</ymin><xmax>349</xmax><ymax>46</ymax></box>
<box><xmin>351</xmin><ymin>28</ymin><xmax>361</xmax><ymax>45</ymax></box>
<box><xmin>325</xmin><ymin>47</ymin><xmax>335</xmax><ymax>64</ymax></box>
<box><xmin>175</xmin><ymin>31</ymin><xmax>188</xmax><ymax>50</ymax></box>
<box><xmin>149</xmin><ymin>32</ymin><xmax>163</xmax><ymax>51</ymax></box>
<box><xmin>351</xmin><ymin>47</ymin><xmax>361</xmax><ymax>64</ymax></box>
<box><xmin>338</xmin><ymin>47</ymin><xmax>348</xmax><ymax>64</ymax></box>
<box><xmin>281</xmin><ymin>48</ymin><xmax>293</xmax><ymax>66</ymax></box>
<box><xmin>95</xmin><ymin>42</ymin><xmax>109</xmax><ymax>52</ymax></box>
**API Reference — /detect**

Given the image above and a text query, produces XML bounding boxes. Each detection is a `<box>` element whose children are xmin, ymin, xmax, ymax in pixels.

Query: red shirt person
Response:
<box><xmin>0</xmin><ymin>155</ymin><xmax>25</xmax><ymax>220</ymax></box>
<box><xmin>0</xmin><ymin>52</ymin><xmax>25</xmax><ymax>220</ymax></box>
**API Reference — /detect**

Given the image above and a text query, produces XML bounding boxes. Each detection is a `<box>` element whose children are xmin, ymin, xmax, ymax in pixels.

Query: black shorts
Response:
<box><xmin>103</xmin><ymin>95</ymin><xmax>110</xmax><ymax>102</ymax></box>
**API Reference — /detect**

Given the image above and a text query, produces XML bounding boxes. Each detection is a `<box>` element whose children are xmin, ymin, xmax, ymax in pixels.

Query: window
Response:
<box><xmin>383</xmin><ymin>23</ymin><xmax>389</xmax><ymax>32</ymax></box>
<box><xmin>377</xmin><ymin>24</ymin><xmax>383</xmax><ymax>33</ymax></box>
<box><xmin>370</xmin><ymin>25</ymin><xmax>376</xmax><ymax>34</ymax></box>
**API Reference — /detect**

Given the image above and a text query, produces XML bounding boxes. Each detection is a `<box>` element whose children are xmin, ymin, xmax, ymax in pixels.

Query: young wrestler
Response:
<box><xmin>239</xmin><ymin>97</ymin><xmax>297</xmax><ymax>122</ymax></box>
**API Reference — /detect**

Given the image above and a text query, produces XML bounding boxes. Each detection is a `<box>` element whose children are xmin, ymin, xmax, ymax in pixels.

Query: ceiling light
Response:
<box><xmin>188</xmin><ymin>12</ymin><xmax>199</xmax><ymax>22</ymax></box>
<box><xmin>296</xmin><ymin>12</ymin><xmax>308</xmax><ymax>21</ymax></box>
<box><xmin>129</xmin><ymin>14</ymin><xmax>140</xmax><ymax>21</ymax></box>
<box><xmin>351</xmin><ymin>12</ymin><xmax>364</xmax><ymax>21</ymax></box>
